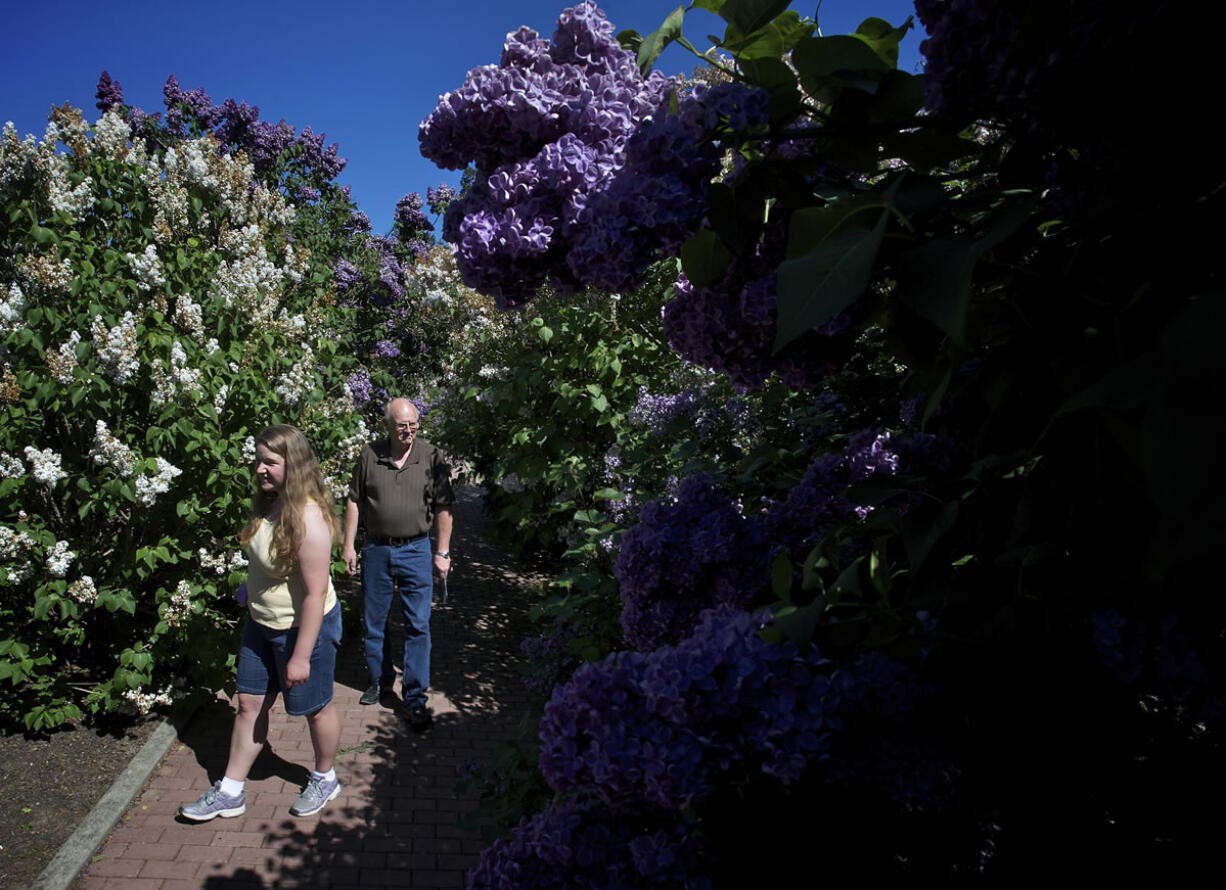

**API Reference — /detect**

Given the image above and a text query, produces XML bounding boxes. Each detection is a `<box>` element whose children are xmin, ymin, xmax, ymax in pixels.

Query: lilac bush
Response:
<box><xmin>613</xmin><ymin>474</ymin><xmax>766</xmax><ymax>649</ymax></box>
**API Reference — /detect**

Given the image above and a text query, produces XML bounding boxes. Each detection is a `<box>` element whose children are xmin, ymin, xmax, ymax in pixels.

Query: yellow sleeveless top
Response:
<box><xmin>245</xmin><ymin>513</ymin><xmax>337</xmax><ymax>630</ymax></box>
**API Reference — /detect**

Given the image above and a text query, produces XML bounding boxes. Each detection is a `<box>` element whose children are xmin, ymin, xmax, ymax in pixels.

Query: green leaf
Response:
<box><xmin>680</xmin><ymin>229</ymin><xmax>734</xmax><ymax>290</ymax></box>
<box><xmin>637</xmin><ymin>5</ymin><xmax>686</xmax><ymax>74</ymax></box>
<box><xmin>903</xmin><ymin>500</ymin><xmax>959</xmax><ymax>570</ymax></box>
<box><xmin>774</xmin><ymin>222</ymin><xmax>885</xmax><ymax>352</ymax></box>
<box><xmin>770</xmin><ymin>552</ymin><xmax>793</xmax><ymax>600</ymax></box>
<box><xmin>30</xmin><ymin>225</ymin><xmax>58</xmax><ymax>245</ymax></box>
<box><xmin>538</xmin><ymin>325</ymin><xmax>554</xmax><ymax>343</ymax></box>
<box><xmin>901</xmin><ymin>197</ymin><xmax>1035</xmax><ymax>346</ymax></box>
<box><xmin>719</xmin><ymin>0</ymin><xmax>792</xmax><ymax>37</ymax></box>
<box><xmin>792</xmin><ymin>34</ymin><xmax>889</xmax><ymax>79</ymax></box>
<box><xmin>851</xmin><ymin>15</ymin><xmax>913</xmax><ymax>68</ymax></box>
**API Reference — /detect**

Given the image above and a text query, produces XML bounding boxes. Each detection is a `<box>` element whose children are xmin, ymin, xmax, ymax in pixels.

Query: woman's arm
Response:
<box><xmin>285</xmin><ymin>503</ymin><xmax>334</xmax><ymax>687</ymax></box>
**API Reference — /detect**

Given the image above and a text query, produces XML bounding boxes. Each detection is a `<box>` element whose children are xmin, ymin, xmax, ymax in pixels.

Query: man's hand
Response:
<box><xmin>285</xmin><ymin>654</ymin><xmax>311</xmax><ymax>688</ymax></box>
<box><xmin>433</xmin><ymin>552</ymin><xmax>451</xmax><ymax>580</ymax></box>
<box><xmin>342</xmin><ymin>544</ymin><xmax>358</xmax><ymax>576</ymax></box>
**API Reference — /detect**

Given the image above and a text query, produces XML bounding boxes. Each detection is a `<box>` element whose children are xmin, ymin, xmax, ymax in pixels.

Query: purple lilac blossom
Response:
<box><xmin>426</xmin><ymin>183</ymin><xmax>456</xmax><ymax>215</ymax></box>
<box><xmin>627</xmin><ymin>385</ymin><xmax>703</xmax><ymax>434</ymax></box>
<box><xmin>95</xmin><ymin>71</ymin><xmax>124</xmax><ymax>112</ymax></box>
<box><xmin>421</xmin><ymin>3</ymin><xmax>768</xmax><ymax>305</ymax></box>
<box><xmin>467</xmin><ymin>797</ymin><xmax>710</xmax><ymax>890</ymax></box>
<box><xmin>394</xmin><ymin>192</ymin><xmax>432</xmax><ymax>236</ymax></box>
<box><xmin>332</xmin><ymin>258</ymin><xmax>362</xmax><ymax>291</ymax></box>
<box><xmin>538</xmin><ymin>606</ymin><xmax>941</xmax><ymax>811</ymax></box>
<box><xmin>614</xmin><ymin>473</ymin><xmax>766</xmax><ymax>650</ymax></box>
<box><xmin>373</xmin><ymin>339</ymin><xmax>401</xmax><ymax>359</ymax></box>
<box><xmin>346</xmin><ymin>369</ymin><xmax>373</xmax><ymax>407</ymax></box>
<box><xmin>663</xmin><ymin>259</ymin><xmax>850</xmax><ymax>391</ymax></box>
<box><xmin>763</xmin><ymin>429</ymin><xmax>902</xmax><ymax>551</ymax></box>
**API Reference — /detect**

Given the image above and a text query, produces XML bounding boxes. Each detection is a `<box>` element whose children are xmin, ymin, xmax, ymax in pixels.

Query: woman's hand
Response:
<box><xmin>285</xmin><ymin>654</ymin><xmax>311</xmax><ymax>687</ymax></box>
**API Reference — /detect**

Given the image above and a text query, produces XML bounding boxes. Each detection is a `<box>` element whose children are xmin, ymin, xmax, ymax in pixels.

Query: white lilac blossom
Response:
<box><xmin>91</xmin><ymin>312</ymin><xmax>140</xmax><ymax>384</ymax></box>
<box><xmin>162</xmin><ymin>579</ymin><xmax>193</xmax><ymax>626</ymax></box>
<box><xmin>67</xmin><ymin>575</ymin><xmax>98</xmax><ymax>605</ymax></box>
<box><xmin>19</xmin><ymin>247</ymin><xmax>74</xmax><ymax>296</ymax></box>
<box><xmin>46</xmin><ymin>540</ymin><xmax>75</xmax><ymax>577</ymax></box>
<box><xmin>172</xmin><ymin>294</ymin><xmax>205</xmax><ymax>340</ymax></box>
<box><xmin>0</xmin><ymin>525</ymin><xmax>35</xmax><ymax>560</ymax></box>
<box><xmin>1</xmin><ymin>283</ymin><xmax>26</xmax><ymax>335</ymax></box>
<box><xmin>122</xmin><ymin>685</ymin><xmax>173</xmax><ymax>715</ymax></box>
<box><xmin>91</xmin><ymin>420</ymin><xmax>138</xmax><ymax>477</ymax></box>
<box><xmin>23</xmin><ymin>445</ymin><xmax>68</xmax><ymax>487</ymax></box>
<box><xmin>135</xmin><ymin>457</ymin><xmax>183</xmax><ymax>506</ymax></box>
<box><xmin>213</xmin><ymin>383</ymin><xmax>229</xmax><ymax>415</ymax></box>
<box><xmin>150</xmin><ymin>340</ymin><xmax>203</xmax><ymax>407</ymax></box>
<box><xmin>0</xmin><ymin>451</ymin><xmax>26</xmax><ymax>478</ymax></box>
<box><xmin>228</xmin><ymin>551</ymin><xmax>248</xmax><ymax>571</ymax></box>
<box><xmin>46</xmin><ymin>154</ymin><xmax>93</xmax><ymax>219</ymax></box>
<box><xmin>46</xmin><ymin>331</ymin><xmax>81</xmax><ymax>383</ymax></box>
<box><xmin>241</xmin><ymin>436</ymin><xmax>257</xmax><ymax>464</ymax></box>
<box><xmin>274</xmin><ymin>344</ymin><xmax>315</xmax><ymax>406</ymax></box>
<box><xmin>204</xmin><ymin>337</ymin><xmax>220</xmax><ymax>355</ymax></box>
<box><xmin>126</xmin><ymin>243</ymin><xmax>166</xmax><ymax>292</ymax></box>
<box><xmin>198</xmin><ymin>549</ymin><xmax>228</xmax><ymax>575</ymax></box>
<box><xmin>91</xmin><ymin>110</ymin><xmax>131</xmax><ymax>160</ymax></box>
<box><xmin>1</xmin><ymin>525</ymin><xmax>35</xmax><ymax>585</ymax></box>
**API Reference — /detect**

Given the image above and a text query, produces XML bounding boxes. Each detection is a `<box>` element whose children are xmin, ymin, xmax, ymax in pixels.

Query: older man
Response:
<box><xmin>342</xmin><ymin>398</ymin><xmax>453</xmax><ymax>729</ymax></box>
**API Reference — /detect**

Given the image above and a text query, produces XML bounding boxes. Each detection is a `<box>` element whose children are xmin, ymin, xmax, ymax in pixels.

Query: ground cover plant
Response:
<box><xmin>423</xmin><ymin>0</ymin><xmax>1225</xmax><ymax>884</ymax></box>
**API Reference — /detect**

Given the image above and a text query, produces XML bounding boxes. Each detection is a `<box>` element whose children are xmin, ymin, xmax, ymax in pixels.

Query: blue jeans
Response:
<box><xmin>362</xmin><ymin>536</ymin><xmax>432</xmax><ymax>707</ymax></box>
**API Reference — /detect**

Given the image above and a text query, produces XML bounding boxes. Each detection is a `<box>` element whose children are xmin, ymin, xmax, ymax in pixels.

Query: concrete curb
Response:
<box><xmin>30</xmin><ymin>717</ymin><xmax>180</xmax><ymax>890</ymax></box>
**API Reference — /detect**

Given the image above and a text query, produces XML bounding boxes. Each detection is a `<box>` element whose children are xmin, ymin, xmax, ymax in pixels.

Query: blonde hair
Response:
<box><xmin>239</xmin><ymin>424</ymin><xmax>340</xmax><ymax>566</ymax></box>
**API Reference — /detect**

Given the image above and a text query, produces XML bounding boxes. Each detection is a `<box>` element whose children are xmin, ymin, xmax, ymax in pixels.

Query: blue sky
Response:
<box><xmin>2</xmin><ymin>1</ymin><xmax>923</xmax><ymax>233</ymax></box>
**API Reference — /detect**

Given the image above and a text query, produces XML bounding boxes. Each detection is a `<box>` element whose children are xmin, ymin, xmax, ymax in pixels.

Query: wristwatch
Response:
<box><xmin>437</xmin><ymin>551</ymin><xmax>451</xmax><ymax>559</ymax></box>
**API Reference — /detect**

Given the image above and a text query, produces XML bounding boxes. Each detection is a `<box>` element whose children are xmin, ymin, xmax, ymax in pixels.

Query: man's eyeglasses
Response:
<box><xmin>394</xmin><ymin>422</ymin><xmax>420</xmax><ymax>432</ymax></box>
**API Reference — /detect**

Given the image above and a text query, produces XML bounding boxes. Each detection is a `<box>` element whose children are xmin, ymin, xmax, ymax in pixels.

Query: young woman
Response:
<box><xmin>180</xmin><ymin>424</ymin><xmax>344</xmax><ymax>820</ymax></box>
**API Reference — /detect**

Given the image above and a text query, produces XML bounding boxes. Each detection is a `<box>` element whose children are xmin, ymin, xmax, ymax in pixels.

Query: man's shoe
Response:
<box><xmin>404</xmin><ymin>703</ymin><xmax>432</xmax><ymax>731</ymax></box>
<box><xmin>289</xmin><ymin>775</ymin><xmax>341</xmax><ymax>817</ymax></box>
<box><xmin>359</xmin><ymin>684</ymin><xmax>381</xmax><ymax>706</ymax></box>
<box><xmin>179</xmin><ymin>781</ymin><xmax>245</xmax><ymax>821</ymax></box>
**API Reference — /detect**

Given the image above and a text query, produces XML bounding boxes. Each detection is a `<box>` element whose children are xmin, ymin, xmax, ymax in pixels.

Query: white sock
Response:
<box><xmin>220</xmin><ymin>776</ymin><xmax>245</xmax><ymax>797</ymax></box>
<box><xmin>312</xmin><ymin>768</ymin><xmax>336</xmax><ymax>784</ymax></box>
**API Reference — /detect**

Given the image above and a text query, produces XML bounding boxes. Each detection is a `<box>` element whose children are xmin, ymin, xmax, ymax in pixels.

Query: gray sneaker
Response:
<box><xmin>180</xmin><ymin>780</ymin><xmax>246</xmax><ymax>821</ymax></box>
<box><xmin>289</xmin><ymin>775</ymin><xmax>341</xmax><ymax>817</ymax></box>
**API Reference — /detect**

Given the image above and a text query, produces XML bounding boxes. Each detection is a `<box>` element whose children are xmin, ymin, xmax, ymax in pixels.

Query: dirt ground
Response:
<box><xmin>0</xmin><ymin>713</ymin><xmax>162</xmax><ymax>888</ymax></box>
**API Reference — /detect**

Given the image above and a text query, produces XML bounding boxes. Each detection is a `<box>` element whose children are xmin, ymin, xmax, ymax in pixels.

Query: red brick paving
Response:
<box><xmin>74</xmin><ymin>488</ymin><xmax>541</xmax><ymax>890</ymax></box>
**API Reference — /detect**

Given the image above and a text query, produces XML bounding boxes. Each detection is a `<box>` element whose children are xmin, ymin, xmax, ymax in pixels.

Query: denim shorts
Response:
<box><xmin>236</xmin><ymin>602</ymin><xmax>342</xmax><ymax>716</ymax></box>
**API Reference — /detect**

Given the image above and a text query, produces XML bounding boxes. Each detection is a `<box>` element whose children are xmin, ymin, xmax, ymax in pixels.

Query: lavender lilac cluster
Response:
<box><xmin>663</xmin><ymin>258</ymin><xmax>851</xmax><ymax>391</ymax></box>
<box><xmin>539</xmin><ymin>607</ymin><xmax>936</xmax><ymax>811</ymax></box>
<box><xmin>420</xmin><ymin>2</ymin><xmax>767</xmax><ymax>306</ymax></box>
<box><xmin>613</xmin><ymin>474</ymin><xmax>766</xmax><ymax>650</ymax></box>
<box><xmin>627</xmin><ymin>385</ymin><xmax>704</xmax><ymax>434</ymax></box>
<box><xmin>467</xmin><ymin>797</ymin><xmax>709</xmax><ymax>890</ymax></box>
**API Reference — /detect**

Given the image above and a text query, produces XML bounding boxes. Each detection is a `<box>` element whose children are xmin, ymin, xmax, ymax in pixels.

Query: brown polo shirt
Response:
<box><xmin>347</xmin><ymin>437</ymin><xmax>455</xmax><ymax>539</ymax></box>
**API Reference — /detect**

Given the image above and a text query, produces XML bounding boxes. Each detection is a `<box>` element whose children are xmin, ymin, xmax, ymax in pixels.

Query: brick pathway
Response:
<box><xmin>74</xmin><ymin>487</ymin><xmax>543</xmax><ymax>889</ymax></box>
